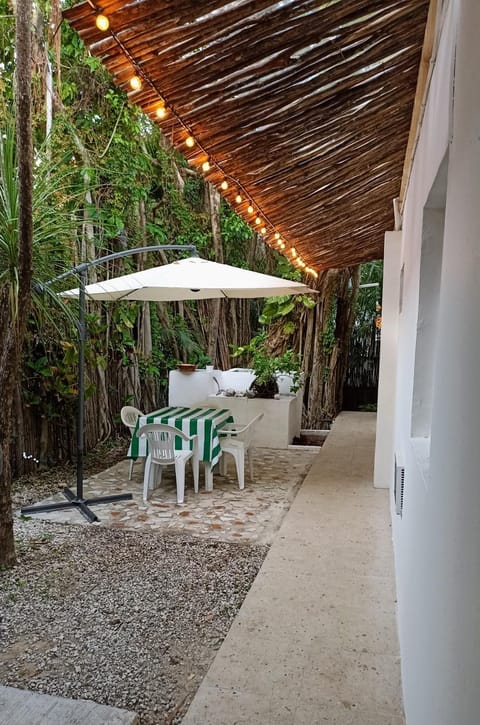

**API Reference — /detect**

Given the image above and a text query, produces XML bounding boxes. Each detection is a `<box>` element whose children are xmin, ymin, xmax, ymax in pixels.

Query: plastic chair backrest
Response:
<box><xmin>121</xmin><ymin>405</ymin><xmax>143</xmax><ymax>431</ymax></box>
<box><xmin>220</xmin><ymin>412</ymin><xmax>264</xmax><ymax>448</ymax></box>
<box><xmin>137</xmin><ymin>423</ymin><xmax>189</xmax><ymax>465</ymax></box>
<box><xmin>242</xmin><ymin>413</ymin><xmax>264</xmax><ymax>447</ymax></box>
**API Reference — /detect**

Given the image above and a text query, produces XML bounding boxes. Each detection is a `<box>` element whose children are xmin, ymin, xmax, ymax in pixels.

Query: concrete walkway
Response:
<box><xmin>0</xmin><ymin>685</ymin><xmax>138</xmax><ymax>725</ymax></box>
<box><xmin>181</xmin><ymin>412</ymin><xmax>404</xmax><ymax>725</ymax></box>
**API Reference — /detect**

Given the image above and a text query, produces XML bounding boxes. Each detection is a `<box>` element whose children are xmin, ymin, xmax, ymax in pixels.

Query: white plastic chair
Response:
<box><xmin>217</xmin><ymin>413</ymin><xmax>264</xmax><ymax>489</ymax></box>
<box><xmin>137</xmin><ymin>423</ymin><xmax>199</xmax><ymax>505</ymax></box>
<box><xmin>120</xmin><ymin>405</ymin><xmax>144</xmax><ymax>480</ymax></box>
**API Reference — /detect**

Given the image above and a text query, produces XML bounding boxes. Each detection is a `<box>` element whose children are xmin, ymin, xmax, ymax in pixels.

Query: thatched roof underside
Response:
<box><xmin>64</xmin><ymin>0</ymin><xmax>429</xmax><ymax>271</ymax></box>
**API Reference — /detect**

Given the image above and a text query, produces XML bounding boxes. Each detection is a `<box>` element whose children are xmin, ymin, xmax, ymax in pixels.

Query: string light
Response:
<box><xmin>95</xmin><ymin>13</ymin><xmax>109</xmax><ymax>31</ymax></box>
<box><xmin>88</xmin><ymin>12</ymin><xmax>318</xmax><ymax>277</ymax></box>
<box><xmin>129</xmin><ymin>75</ymin><xmax>142</xmax><ymax>90</ymax></box>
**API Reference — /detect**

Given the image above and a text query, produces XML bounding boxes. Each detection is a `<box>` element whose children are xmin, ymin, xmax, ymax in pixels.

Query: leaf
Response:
<box><xmin>301</xmin><ymin>295</ymin><xmax>317</xmax><ymax>309</ymax></box>
<box><xmin>96</xmin><ymin>354</ymin><xmax>107</xmax><ymax>371</ymax></box>
<box><xmin>277</xmin><ymin>301</ymin><xmax>295</xmax><ymax>316</ymax></box>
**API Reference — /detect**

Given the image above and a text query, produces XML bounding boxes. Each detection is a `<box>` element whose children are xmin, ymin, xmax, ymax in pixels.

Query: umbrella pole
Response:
<box><xmin>21</xmin><ymin>244</ymin><xmax>197</xmax><ymax>522</ymax></box>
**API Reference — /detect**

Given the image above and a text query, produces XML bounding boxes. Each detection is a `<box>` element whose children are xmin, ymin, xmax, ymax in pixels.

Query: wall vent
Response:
<box><xmin>394</xmin><ymin>455</ymin><xmax>405</xmax><ymax>517</ymax></box>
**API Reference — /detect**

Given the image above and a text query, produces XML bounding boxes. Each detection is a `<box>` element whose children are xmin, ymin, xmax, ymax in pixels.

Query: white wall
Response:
<box><xmin>373</xmin><ymin>231</ymin><xmax>401</xmax><ymax>488</ymax></box>
<box><xmin>388</xmin><ymin>2</ymin><xmax>480</xmax><ymax>723</ymax></box>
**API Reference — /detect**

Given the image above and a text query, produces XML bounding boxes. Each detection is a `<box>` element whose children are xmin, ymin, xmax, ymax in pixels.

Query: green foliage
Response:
<box><xmin>259</xmin><ymin>293</ymin><xmax>316</xmax><ymax>333</ymax></box>
<box><xmin>358</xmin><ymin>402</ymin><xmax>377</xmax><ymax>412</ymax></box>
<box><xmin>321</xmin><ymin>300</ymin><xmax>337</xmax><ymax>356</ymax></box>
<box><xmin>23</xmin><ymin>341</ymin><xmax>78</xmax><ymax>416</ymax></box>
<box><xmin>151</xmin><ymin>307</ymin><xmax>206</xmax><ymax>371</ymax></box>
<box><xmin>232</xmin><ymin>334</ymin><xmax>302</xmax><ymax>393</ymax></box>
<box><xmin>220</xmin><ymin>201</ymin><xmax>254</xmax><ymax>266</ymax></box>
<box><xmin>345</xmin><ymin>261</ymin><xmax>383</xmax><ymax>397</ymax></box>
<box><xmin>0</xmin><ymin>122</ymin><xmax>18</xmax><ymax>316</ymax></box>
<box><xmin>0</xmin><ymin>4</ymin><xmax>15</xmax><ymax>111</ymax></box>
<box><xmin>354</xmin><ymin>261</ymin><xmax>383</xmax><ymax>335</ymax></box>
<box><xmin>0</xmin><ymin>115</ymin><xmax>84</xmax><ymax>330</ymax></box>
<box><xmin>274</xmin><ymin>255</ymin><xmax>303</xmax><ymax>281</ymax></box>
<box><xmin>183</xmin><ymin>175</ymin><xmax>205</xmax><ymax>210</ymax></box>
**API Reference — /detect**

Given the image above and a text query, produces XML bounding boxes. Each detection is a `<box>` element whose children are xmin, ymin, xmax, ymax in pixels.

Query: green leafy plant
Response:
<box><xmin>189</xmin><ymin>351</ymin><xmax>211</xmax><ymax>368</ymax></box>
<box><xmin>232</xmin><ymin>334</ymin><xmax>302</xmax><ymax>397</ymax></box>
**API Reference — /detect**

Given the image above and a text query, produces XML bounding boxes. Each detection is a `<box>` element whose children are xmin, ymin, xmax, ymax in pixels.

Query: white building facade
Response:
<box><xmin>374</xmin><ymin>1</ymin><xmax>480</xmax><ymax>723</ymax></box>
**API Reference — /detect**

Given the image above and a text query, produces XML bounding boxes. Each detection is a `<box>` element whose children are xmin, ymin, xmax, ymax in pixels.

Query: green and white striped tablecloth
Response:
<box><xmin>128</xmin><ymin>406</ymin><xmax>234</xmax><ymax>467</ymax></box>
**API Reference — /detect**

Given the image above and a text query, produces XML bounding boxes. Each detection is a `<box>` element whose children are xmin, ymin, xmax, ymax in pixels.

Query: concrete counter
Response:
<box><xmin>200</xmin><ymin>392</ymin><xmax>303</xmax><ymax>449</ymax></box>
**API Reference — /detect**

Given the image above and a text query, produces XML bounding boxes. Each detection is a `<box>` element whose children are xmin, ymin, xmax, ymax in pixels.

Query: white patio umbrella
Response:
<box><xmin>62</xmin><ymin>255</ymin><xmax>313</xmax><ymax>301</ymax></box>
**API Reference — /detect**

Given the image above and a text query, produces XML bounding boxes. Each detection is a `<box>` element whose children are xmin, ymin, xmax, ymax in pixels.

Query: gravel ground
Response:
<box><xmin>1</xmin><ymin>442</ymin><xmax>268</xmax><ymax>724</ymax></box>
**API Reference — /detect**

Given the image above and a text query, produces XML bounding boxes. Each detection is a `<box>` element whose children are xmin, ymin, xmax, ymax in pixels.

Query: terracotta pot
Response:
<box><xmin>176</xmin><ymin>363</ymin><xmax>197</xmax><ymax>373</ymax></box>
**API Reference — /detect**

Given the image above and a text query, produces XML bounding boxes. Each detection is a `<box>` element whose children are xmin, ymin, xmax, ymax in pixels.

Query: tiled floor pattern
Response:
<box><xmin>21</xmin><ymin>448</ymin><xmax>318</xmax><ymax>546</ymax></box>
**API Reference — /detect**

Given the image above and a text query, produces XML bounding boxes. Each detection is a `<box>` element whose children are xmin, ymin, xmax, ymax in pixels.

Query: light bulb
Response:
<box><xmin>255</xmin><ymin>217</ymin><xmax>261</xmax><ymax>225</ymax></box>
<box><xmin>260</xmin><ymin>226</ymin><xmax>266</xmax><ymax>235</ymax></box>
<box><xmin>129</xmin><ymin>75</ymin><xmax>142</xmax><ymax>91</ymax></box>
<box><xmin>290</xmin><ymin>247</ymin><xmax>297</xmax><ymax>258</ymax></box>
<box><xmin>95</xmin><ymin>14</ymin><xmax>109</xmax><ymax>31</ymax></box>
<box><xmin>235</xmin><ymin>194</ymin><xmax>242</xmax><ymax>204</ymax></box>
<box><xmin>274</xmin><ymin>231</ymin><xmax>280</xmax><ymax>240</ymax></box>
<box><xmin>247</xmin><ymin>205</ymin><xmax>254</xmax><ymax>214</ymax></box>
<box><xmin>276</xmin><ymin>238</ymin><xmax>283</xmax><ymax>246</ymax></box>
<box><xmin>221</xmin><ymin>180</ymin><xmax>228</xmax><ymax>190</ymax></box>
<box><xmin>202</xmin><ymin>160</ymin><xmax>210</xmax><ymax>172</ymax></box>
<box><xmin>156</xmin><ymin>105</ymin><xmax>167</xmax><ymax>119</ymax></box>
<box><xmin>185</xmin><ymin>136</ymin><xmax>195</xmax><ymax>148</ymax></box>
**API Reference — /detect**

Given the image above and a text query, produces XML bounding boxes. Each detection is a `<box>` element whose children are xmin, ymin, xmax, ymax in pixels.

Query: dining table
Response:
<box><xmin>128</xmin><ymin>405</ymin><xmax>234</xmax><ymax>491</ymax></box>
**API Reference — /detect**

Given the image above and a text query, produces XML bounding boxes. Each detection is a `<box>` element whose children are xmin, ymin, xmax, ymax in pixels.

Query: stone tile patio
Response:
<box><xmin>22</xmin><ymin>448</ymin><xmax>319</xmax><ymax>545</ymax></box>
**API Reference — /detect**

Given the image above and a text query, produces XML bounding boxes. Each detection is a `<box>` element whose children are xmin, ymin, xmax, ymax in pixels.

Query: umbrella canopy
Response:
<box><xmin>62</xmin><ymin>256</ymin><xmax>313</xmax><ymax>301</ymax></box>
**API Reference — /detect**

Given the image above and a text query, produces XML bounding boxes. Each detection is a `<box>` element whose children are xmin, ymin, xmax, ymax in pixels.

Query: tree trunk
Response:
<box><xmin>206</xmin><ymin>183</ymin><xmax>223</xmax><ymax>364</ymax></box>
<box><xmin>0</xmin><ymin>0</ymin><xmax>33</xmax><ymax>568</ymax></box>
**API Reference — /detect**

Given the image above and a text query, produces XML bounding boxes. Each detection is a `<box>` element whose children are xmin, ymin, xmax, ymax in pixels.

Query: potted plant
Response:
<box><xmin>249</xmin><ymin>352</ymin><xmax>279</xmax><ymax>399</ymax></box>
<box><xmin>274</xmin><ymin>348</ymin><xmax>303</xmax><ymax>394</ymax></box>
<box><xmin>232</xmin><ymin>335</ymin><xmax>302</xmax><ymax>399</ymax></box>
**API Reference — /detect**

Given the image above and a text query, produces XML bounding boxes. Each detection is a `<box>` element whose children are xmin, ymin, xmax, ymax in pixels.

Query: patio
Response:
<box><xmin>21</xmin><ymin>445</ymin><xmax>319</xmax><ymax>545</ymax></box>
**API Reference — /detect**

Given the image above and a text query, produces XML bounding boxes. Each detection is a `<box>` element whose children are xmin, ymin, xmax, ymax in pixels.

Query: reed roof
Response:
<box><xmin>63</xmin><ymin>0</ymin><xmax>430</xmax><ymax>271</ymax></box>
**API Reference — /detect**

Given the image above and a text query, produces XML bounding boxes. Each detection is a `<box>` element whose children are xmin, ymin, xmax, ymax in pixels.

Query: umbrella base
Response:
<box><xmin>21</xmin><ymin>487</ymin><xmax>132</xmax><ymax>524</ymax></box>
